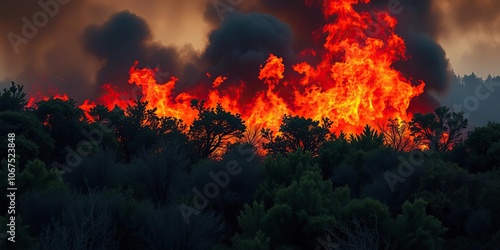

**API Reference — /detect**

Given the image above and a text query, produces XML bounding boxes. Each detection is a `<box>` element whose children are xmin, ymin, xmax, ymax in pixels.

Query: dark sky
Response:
<box><xmin>0</xmin><ymin>0</ymin><xmax>499</xmax><ymax>105</ymax></box>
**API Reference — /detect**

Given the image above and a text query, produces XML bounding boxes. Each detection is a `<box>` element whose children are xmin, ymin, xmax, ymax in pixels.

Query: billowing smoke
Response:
<box><xmin>205</xmin><ymin>0</ymin><xmax>451</xmax><ymax>113</ymax></box>
<box><xmin>0</xmin><ymin>0</ymin><xmax>498</xmax><ymax>124</ymax></box>
<box><xmin>0</xmin><ymin>0</ymin><xmax>95</xmax><ymax>99</ymax></box>
<box><xmin>371</xmin><ymin>0</ymin><xmax>451</xmax><ymax>113</ymax></box>
<box><xmin>197</xmin><ymin>12</ymin><xmax>296</xmax><ymax>102</ymax></box>
<box><xmin>0</xmin><ymin>0</ymin><xmax>209</xmax><ymax>101</ymax></box>
<box><xmin>82</xmin><ymin>11</ymin><xmax>204</xmax><ymax>97</ymax></box>
<box><xmin>203</xmin><ymin>0</ymin><xmax>324</xmax><ymax>52</ymax></box>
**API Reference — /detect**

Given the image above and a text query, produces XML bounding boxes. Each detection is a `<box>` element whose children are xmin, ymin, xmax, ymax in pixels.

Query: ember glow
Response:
<box><xmin>36</xmin><ymin>0</ymin><xmax>426</xmax><ymax>135</ymax></box>
<box><xmin>27</xmin><ymin>93</ymin><xmax>69</xmax><ymax>107</ymax></box>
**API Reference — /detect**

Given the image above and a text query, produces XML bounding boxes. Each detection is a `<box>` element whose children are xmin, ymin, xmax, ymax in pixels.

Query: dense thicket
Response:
<box><xmin>1</xmin><ymin>81</ymin><xmax>499</xmax><ymax>250</ymax></box>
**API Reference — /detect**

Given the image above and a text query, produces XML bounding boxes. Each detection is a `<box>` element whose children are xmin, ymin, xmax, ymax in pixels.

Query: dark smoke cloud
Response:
<box><xmin>82</xmin><ymin>11</ymin><xmax>204</xmax><ymax>97</ymax></box>
<box><xmin>354</xmin><ymin>0</ymin><xmax>452</xmax><ymax>106</ymax></box>
<box><xmin>204</xmin><ymin>0</ymin><xmax>451</xmax><ymax>113</ymax></box>
<box><xmin>364</xmin><ymin>0</ymin><xmax>442</xmax><ymax>37</ymax></box>
<box><xmin>393</xmin><ymin>32</ymin><xmax>451</xmax><ymax>114</ymax></box>
<box><xmin>379</xmin><ymin>0</ymin><xmax>451</xmax><ymax>113</ymax></box>
<box><xmin>0</xmin><ymin>0</ymin><xmax>208</xmax><ymax>101</ymax></box>
<box><xmin>0</xmin><ymin>0</ymin><xmax>95</xmax><ymax>99</ymax></box>
<box><xmin>199</xmin><ymin>12</ymin><xmax>295</xmax><ymax>96</ymax></box>
<box><xmin>204</xmin><ymin>0</ymin><xmax>324</xmax><ymax>52</ymax></box>
<box><xmin>0</xmin><ymin>0</ymin><xmax>498</xmax><ymax>121</ymax></box>
<box><xmin>188</xmin><ymin>12</ymin><xmax>296</xmax><ymax>103</ymax></box>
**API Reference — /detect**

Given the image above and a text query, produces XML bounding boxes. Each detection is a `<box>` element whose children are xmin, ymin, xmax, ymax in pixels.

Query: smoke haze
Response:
<box><xmin>0</xmin><ymin>0</ymin><xmax>498</xmax><ymax>124</ymax></box>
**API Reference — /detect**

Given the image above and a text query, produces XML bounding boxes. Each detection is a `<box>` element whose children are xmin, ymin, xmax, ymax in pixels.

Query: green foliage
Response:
<box><xmin>17</xmin><ymin>160</ymin><xmax>65</xmax><ymax>195</ymax></box>
<box><xmin>0</xmin><ymin>159</ymin><xmax>65</xmax><ymax>217</ymax></box>
<box><xmin>189</xmin><ymin>99</ymin><xmax>246</xmax><ymax>159</ymax></box>
<box><xmin>234</xmin><ymin>151</ymin><xmax>337</xmax><ymax>249</ymax></box>
<box><xmin>318</xmin><ymin>197</ymin><xmax>392</xmax><ymax>249</ymax></box>
<box><xmin>189</xmin><ymin>143</ymin><xmax>263</xmax><ymax>228</ymax></box>
<box><xmin>465</xmin><ymin>122</ymin><xmax>500</xmax><ymax>172</ymax></box>
<box><xmin>34</xmin><ymin>98</ymin><xmax>94</xmax><ymax>163</ymax></box>
<box><xmin>217</xmin><ymin>231</ymin><xmax>271</xmax><ymax>250</ymax></box>
<box><xmin>392</xmin><ymin>198</ymin><xmax>447</xmax><ymax>250</ymax></box>
<box><xmin>238</xmin><ymin>202</ymin><xmax>267</xmax><ymax>236</ymax></box>
<box><xmin>317</xmin><ymin>135</ymin><xmax>351</xmax><ymax>179</ymax></box>
<box><xmin>476</xmin><ymin>170</ymin><xmax>500</xmax><ymax>231</ymax></box>
<box><xmin>255</xmin><ymin>149</ymin><xmax>318</xmax><ymax>205</ymax></box>
<box><xmin>88</xmin><ymin>104</ymin><xmax>112</xmax><ymax>123</ymax></box>
<box><xmin>340</xmin><ymin>198</ymin><xmax>391</xmax><ymax>229</ymax></box>
<box><xmin>349</xmin><ymin>124</ymin><xmax>384</xmax><ymax>151</ymax></box>
<box><xmin>262</xmin><ymin>115</ymin><xmax>333</xmax><ymax>156</ymax></box>
<box><xmin>322</xmin><ymin>197</ymin><xmax>392</xmax><ymax>249</ymax></box>
<box><xmin>4</xmin><ymin>82</ymin><xmax>500</xmax><ymax>249</ymax></box>
<box><xmin>125</xmin><ymin>96</ymin><xmax>186</xmax><ymax>136</ymax></box>
<box><xmin>320</xmin><ymin>137</ymin><xmax>405</xmax><ymax>200</ymax></box>
<box><xmin>110</xmin><ymin>97</ymin><xmax>188</xmax><ymax>161</ymax></box>
<box><xmin>127</xmin><ymin>141</ymin><xmax>189</xmax><ymax>203</ymax></box>
<box><xmin>34</xmin><ymin>98</ymin><xmax>85</xmax><ymax>127</ymax></box>
<box><xmin>64</xmin><ymin>148</ymin><xmax>123</xmax><ymax>192</ymax></box>
<box><xmin>274</xmin><ymin>171</ymin><xmax>336</xmax><ymax>217</ymax></box>
<box><xmin>0</xmin><ymin>82</ymin><xmax>27</xmax><ymax>112</ymax></box>
<box><xmin>416</xmin><ymin>159</ymin><xmax>469</xmax><ymax>230</ymax></box>
<box><xmin>409</xmin><ymin>106</ymin><xmax>468</xmax><ymax>152</ymax></box>
<box><xmin>0</xmin><ymin>111</ymin><xmax>54</xmax><ymax>166</ymax></box>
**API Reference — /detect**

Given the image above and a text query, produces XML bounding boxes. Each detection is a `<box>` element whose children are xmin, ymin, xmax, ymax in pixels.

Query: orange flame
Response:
<box><xmin>29</xmin><ymin>0</ymin><xmax>426</xmax><ymax>142</ymax></box>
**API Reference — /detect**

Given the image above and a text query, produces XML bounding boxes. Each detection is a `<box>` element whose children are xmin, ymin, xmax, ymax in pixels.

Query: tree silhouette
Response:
<box><xmin>392</xmin><ymin>199</ymin><xmax>447</xmax><ymax>250</ymax></box>
<box><xmin>34</xmin><ymin>98</ymin><xmax>92</xmax><ymax>164</ymax></box>
<box><xmin>409</xmin><ymin>106</ymin><xmax>468</xmax><ymax>152</ymax></box>
<box><xmin>349</xmin><ymin>124</ymin><xmax>384</xmax><ymax>151</ymax></box>
<box><xmin>0</xmin><ymin>111</ymin><xmax>54</xmax><ymax>167</ymax></box>
<box><xmin>262</xmin><ymin>115</ymin><xmax>333</xmax><ymax>156</ymax></box>
<box><xmin>0</xmin><ymin>81</ymin><xmax>27</xmax><ymax>112</ymax></box>
<box><xmin>106</xmin><ymin>97</ymin><xmax>187</xmax><ymax>161</ymax></box>
<box><xmin>88</xmin><ymin>104</ymin><xmax>112</xmax><ymax>123</ymax></box>
<box><xmin>377</xmin><ymin>118</ymin><xmax>415</xmax><ymax>151</ymax></box>
<box><xmin>189</xmin><ymin>99</ymin><xmax>246</xmax><ymax>159</ymax></box>
<box><xmin>465</xmin><ymin>122</ymin><xmax>500</xmax><ymax>172</ymax></box>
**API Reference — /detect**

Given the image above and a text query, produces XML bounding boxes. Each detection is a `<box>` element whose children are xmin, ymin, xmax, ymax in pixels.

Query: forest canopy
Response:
<box><xmin>0</xmin><ymin>81</ymin><xmax>499</xmax><ymax>250</ymax></box>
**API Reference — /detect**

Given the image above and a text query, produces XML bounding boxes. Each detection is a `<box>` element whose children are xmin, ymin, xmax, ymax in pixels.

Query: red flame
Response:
<box><xmin>26</xmin><ymin>93</ymin><xmax>70</xmax><ymax>108</ymax></box>
<box><xmin>29</xmin><ymin>0</ymin><xmax>426</xmax><ymax>139</ymax></box>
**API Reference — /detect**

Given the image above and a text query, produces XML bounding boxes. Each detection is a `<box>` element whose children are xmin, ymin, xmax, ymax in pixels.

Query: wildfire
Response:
<box><xmin>29</xmin><ymin>0</ymin><xmax>426</xmax><ymax>139</ymax></box>
<box><xmin>26</xmin><ymin>93</ymin><xmax>69</xmax><ymax>107</ymax></box>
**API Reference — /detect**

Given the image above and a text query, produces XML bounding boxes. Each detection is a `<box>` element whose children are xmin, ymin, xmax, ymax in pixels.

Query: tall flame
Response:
<box><xmin>34</xmin><ymin>0</ymin><xmax>426</xmax><ymax>138</ymax></box>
